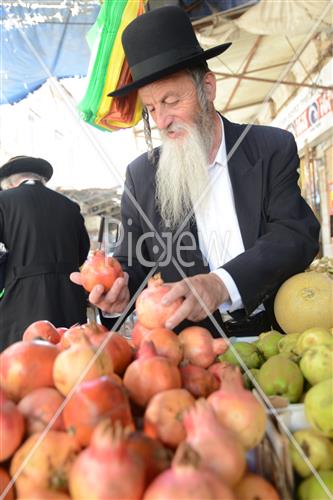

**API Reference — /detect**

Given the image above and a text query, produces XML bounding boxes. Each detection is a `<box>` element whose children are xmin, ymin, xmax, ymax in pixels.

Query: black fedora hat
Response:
<box><xmin>108</xmin><ymin>6</ymin><xmax>231</xmax><ymax>97</ymax></box>
<box><xmin>0</xmin><ymin>156</ymin><xmax>53</xmax><ymax>181</ymax></box>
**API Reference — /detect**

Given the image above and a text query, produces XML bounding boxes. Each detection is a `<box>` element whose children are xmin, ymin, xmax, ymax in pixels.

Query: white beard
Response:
<box><xmin>156</xmin><ymin>116</ymin><xmax>214</xmax><ymax>230</ymax></box>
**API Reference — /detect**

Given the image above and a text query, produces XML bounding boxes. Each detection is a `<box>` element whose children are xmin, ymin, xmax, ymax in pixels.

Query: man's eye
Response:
<box><xmin>165</xmin><ymin>98</ymin><xmax>179</xmax><ymax>105</ymax></box>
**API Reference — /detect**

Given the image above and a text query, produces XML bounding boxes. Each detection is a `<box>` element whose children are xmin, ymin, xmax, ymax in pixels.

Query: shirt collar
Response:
<box><xmin>208</xmin><ymin>114</ymin><xmax>226</xmax><ymax>171</ymax></box>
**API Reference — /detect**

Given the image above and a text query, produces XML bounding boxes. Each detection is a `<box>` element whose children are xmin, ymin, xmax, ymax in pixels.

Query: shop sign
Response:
<box><xmin>271</xmin><ymin>61</ymin><xmax>333</xmax><ymax>151</ymax></box>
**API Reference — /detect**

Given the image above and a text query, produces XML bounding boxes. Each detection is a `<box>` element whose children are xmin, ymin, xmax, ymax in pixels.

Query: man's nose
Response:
<box><xmin>154</xmin><ymin>107</ymin><xmax>173</xmax><ymax>131</ymax></box>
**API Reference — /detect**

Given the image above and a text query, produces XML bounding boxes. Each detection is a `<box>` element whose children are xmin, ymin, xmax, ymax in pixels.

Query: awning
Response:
<box><xmin>134</xmin><ymin>0</ymin><xmax>333</xmax><ymax>142</ymax></box>
<box><xmin>1</xmin><ymin>0</ymin><xmax>256</xmax><ymax>105</ymax></box>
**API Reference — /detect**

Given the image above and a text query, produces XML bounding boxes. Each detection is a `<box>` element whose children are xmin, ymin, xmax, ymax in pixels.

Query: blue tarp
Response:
<box><xmin>1</xmin><ymin>3</ymin><xmax>100</xmax><ymax>105</ymax></box>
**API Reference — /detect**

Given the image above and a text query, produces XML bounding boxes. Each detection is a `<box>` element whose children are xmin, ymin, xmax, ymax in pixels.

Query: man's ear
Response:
<box><xmin>203</xmin><ymin>72</ymin><xmax>216</xmax><ymax>102</ymax></box>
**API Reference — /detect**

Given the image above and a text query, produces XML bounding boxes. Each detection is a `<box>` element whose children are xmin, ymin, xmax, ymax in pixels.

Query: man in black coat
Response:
<box><xmin>0</xmin><ymin>156</ymin><xmax>90</xmax><ymax>350</ymax></box>
<box><xmin>71</xmin><ymin>7</ymin><xmax>320</xmax><ymax>337</ymax></box>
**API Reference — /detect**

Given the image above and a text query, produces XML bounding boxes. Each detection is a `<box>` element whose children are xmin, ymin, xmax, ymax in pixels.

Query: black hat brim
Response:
<box><xmin>0</xmin><ymin>157</ymin><xmax>53</xmax><ymax>181</ymax></box>
<box><xmin>108</xmin><ymin>42</ymin><xmax>231</xmax><ymax>98</ymax></box>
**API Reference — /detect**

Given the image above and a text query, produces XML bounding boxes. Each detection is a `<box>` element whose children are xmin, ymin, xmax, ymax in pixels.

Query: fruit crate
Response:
<box><xmin>272</xmin><ymin>403</ymin><xmax>310</xmax><ymax>433</ymax></box>
<box><xmin>255</xmin><ymin>412</ymin><xmax>295</xmax><ymax>499</ymax></box>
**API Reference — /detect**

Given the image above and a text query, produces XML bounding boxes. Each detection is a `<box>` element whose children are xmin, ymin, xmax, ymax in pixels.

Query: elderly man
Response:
<box><xmin>0</xmin><ymin>156</ymin><xmax>90</xmax><ymax>349</ymax></box>
<box><xmin>72</xmin><ymin>6</ymin><xmax>319</xmax><ymax>337</ymax></box>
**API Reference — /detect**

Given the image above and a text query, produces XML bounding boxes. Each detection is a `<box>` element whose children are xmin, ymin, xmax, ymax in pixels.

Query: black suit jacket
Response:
<box><xmin>0</xmin><ymin>182</ymin><xmax>90</xmax><ymax>350</ymax></box>
<box><xmin>107</xmin><ymin>117</ymin><xmax>320</xmax><ymax>336</ymax></box>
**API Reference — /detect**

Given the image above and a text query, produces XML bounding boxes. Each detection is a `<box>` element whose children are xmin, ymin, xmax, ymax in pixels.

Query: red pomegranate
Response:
<box><xmin>208</xmin><ymin>364</ymin><xmax>267</xmax><ymax>450</ymax></box>
<box><xmin>144</xmin><ymin>388</ymin><xmax>195</xmax><ymax>448</ymax></box>
<box><xmin>53</xmin><ymin>334</ymin><xmax>113</xmax><ymax>396</ymax></box>
<box><xmin>180</xmin><ymin>364</ymin><xmax>219</xmax><ymax>398</ymax></box>
<box><xmin>125</xmin><ymin>432</ymin><xmax>172</xmax><ymax>486</ymax></box>
<box><xmin>64</xmin><ymin>324</ymin><xmax>133</xmax><ymax>375</ymax></box>
<box><xmin>234</xmin><ymin>473</ymin><xmax>280</xmax><ymax>499</ymax></box>
<box><xmin>0</xmin><ymin>398</ymin><xmax>25</xmax><ymax>462</ymax></box>
<box><xmin>18</xmin><ymin>387</ymin><xmax>65</xmax><ymax>435</ymax></box>
<box><xmin>183</xmin><ymin>399</ymin><xmax>246</xmax><ymax>487</ymax></box>
<box><xmin>0</xmin><ymin>340</ymin><xmax>58</xmax><ymax>401</ymax></box>
<box><xmin>80</xmin><ymin>250</ymin><xmax>123</xmax><ymax>292</ymax></box>
<box><xmin>0</xmin><ymin>468</ymin><xmax>14</xmax><ymax>500</ymax></box>
<box><xmin>131</xmin><ymin>321</ymin><xmax>152</xmax><ymax>348</ymax></box>
<box><xmin>179</xmin><ymin>326</ymin><xmax>228</xmax><ymax>368</ymax></box>
<box><xmin>145</xmin><ymin>328</ymin><xmax>183</xmax><ymax>365</ymax></box>
<box><xmin>69</xmin><ymin>420</ymin><xmax>145</xmax><ymax>500</ymax></box>
<box><xmin>10</xmin><ymin>431</ymin><xmax>80</xmax><ymax>496</ymax></box>
<box><xmin>135</xmin><ymin>274</ymin><xmax>183</xmax><ymax>329</ymax></box>
<box><xmin>63</xmin><ymin>376</ymin><xmax>134</xmax><ymax>446</ymax></box>
<box><xmin>22</xmin><ymin>320</ymin><xmax>60</xmax><ymax>344</ymax></box>
<box><xmin>143</xmin><ymin>442</ymin><xmax>235</xmax><ymax>499</ymax></box>
<box><xmin>123</xmin><ymin>341</ymin><xmax>181</xmax><ymax>407</ymax></box>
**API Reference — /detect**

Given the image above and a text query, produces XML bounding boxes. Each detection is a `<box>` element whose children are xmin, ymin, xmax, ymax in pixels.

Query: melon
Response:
<box><xmin>274</xmin><ymin>272</ymin><xmax>332</xmax><ymax>334</ymax></box>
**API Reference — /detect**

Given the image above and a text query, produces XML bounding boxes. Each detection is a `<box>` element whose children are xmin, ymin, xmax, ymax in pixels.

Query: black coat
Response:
<box><xmin>104</xmin><ymin>118</ymin><xmax>320</xmax><ymax>336</ymax></box>
<box><xmin>0</xmin><ymin>181</ymin><xmax>90</xmax><ymax>350</ymax></box>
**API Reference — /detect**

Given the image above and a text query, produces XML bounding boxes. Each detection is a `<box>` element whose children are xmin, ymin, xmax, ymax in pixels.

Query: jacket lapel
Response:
<box><xmin>223</xmin><ymin>117</ymin><xmax>263</xmax><ymax>250</ymax></box>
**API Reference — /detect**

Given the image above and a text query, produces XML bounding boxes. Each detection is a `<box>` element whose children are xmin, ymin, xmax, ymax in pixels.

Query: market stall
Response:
<box><xmin>1</xmin><ymin>1</ymin><xmax>332</xmax><ymax>499</ymax></box>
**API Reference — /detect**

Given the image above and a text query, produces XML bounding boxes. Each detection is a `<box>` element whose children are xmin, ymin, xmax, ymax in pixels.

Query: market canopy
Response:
<box><xmin>134</xmin><ymin>0</ymin><xmax>333</xmax><ymax>142</ymax></box>
<box><xmin>0</xmin><ymin>0</ymin><xmax>255</xmax><ymax>106</ymax></box>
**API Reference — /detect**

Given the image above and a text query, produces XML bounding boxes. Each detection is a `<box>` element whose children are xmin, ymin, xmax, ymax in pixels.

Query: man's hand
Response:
<box><xmin>162</xmin><ymin>273</ymin><xmax>229</xmax><ymax>330</ymax></box>
<box><xmin>70</xmin><ymin>272</ymin><xmax>130</xmax><ymax>314</ymax></box>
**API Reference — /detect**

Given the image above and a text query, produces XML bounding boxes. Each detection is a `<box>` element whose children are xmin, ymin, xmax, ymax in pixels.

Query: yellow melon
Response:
<box><xmin>274</xmin><ymin>271</ymin><xmax>332</xmax><ymax>334</ymax></box>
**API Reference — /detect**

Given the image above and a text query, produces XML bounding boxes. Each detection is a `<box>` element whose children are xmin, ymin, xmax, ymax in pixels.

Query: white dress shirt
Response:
<box><xmin>194</xmin><ymin>115</ymin><xmax>263</xmax><ymax>318</ymax></box>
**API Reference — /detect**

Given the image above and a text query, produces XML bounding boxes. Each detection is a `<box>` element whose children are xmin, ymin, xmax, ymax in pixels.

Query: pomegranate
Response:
<box><xmin>183</xmin><ymin>399</ymin><xmax>246</xmax><ymax>487</ymax></box>
<box><xmin>145</xmin><ymin>327</ymin><xmax>183</xmax><ymax>365</ymax></box>
<box><xmin>143</xmin><ymin>442</ymin><xmax>236</xmax><ymax>499</ymax></box>
<box><xmin>208</xmin><ymin>361</ymin><xmax>230</xmax><ymax>384</ymax></box>
<box><xmin>123</xmin><ymin>341</ymin><xmax>181</xmax><ymax>407</ymax></box>
<box><xmin>53</xmin><ymin>334</ymin><xmax>113</xmax><ymax>396</ymax></box>
<box><xmin>125</xmin><ymin>432</ymin><xmax>172</xmax><ymax>486</ymax></box>
<box><xmin>80</xmin><ymin>250</ymin><xmax>123</xmax><ymax>293</ymax></box>
<box><xmin>63</xmin><ymin>376</ymin><xmax>134</xmax><ymax>447</ymax></box>
<box><xmin>208</xmin><ymin>364</ymin><xmax>267</xmax><ymax>450</ymax></box>
<box><xmin>131</xmin><ymin>321</ymin><xmax>152</xmax><ymax>348</ymax></box>
<box><xmin>234</xmin><ymin>473</ymin><xmax>280</xmax><ymax>500</ymax></box>
<box><xmin>65</xmin><ymin>324</ymin><xmax>133</xmax><ymax>375</ymax></box>
<box><xmin>17</xmin><ymin>387</ymin><xmax>65</xmax><ymax>435</ymax></box>
<box><xmin>0</xmin><ymin>340</ymin><xmax>58</xmax><ymax>401</ymax></box>
<box><xmin>60</xmin><ymin>322</ymin><xmax>108</xmax><ymax>350</ymax></box>
<box><xmin>10</xmin><ymin>431</ymin><xmax>80</xmax><ymax>496</ymax></box>
<box><xmin>104</xmin><ymin>333</ymin><xmax>134</xmax><ymax>374</ymax></box>
<box><xmin>22</xmin><ymin>320</ymin><xmax>60</xmax><ymax>344</ymax></box>
<box><xmin>56</xmin><ymin>327</ymin><xmax>68</xmax><ymax>337</ymax></box>
<box><xmin>69</xmin><ymin>420</ymin><xmax>145</xmax><ymax>500</ymax></box>
<box><xmin>59</xmin><ymin>325</ymin><xmax>86</xmax><ymax>350</ymax></box>
<box><xmin>135</xmin><ymin>274</ymin><xmax>183</xmax><ymax>329</ymax></box>
<box><xmin>0</xmin><ymin>468</ymin><xmax>14</xmax><ymax>500</ymax></box>
<box><xmin>180</xmin><ymin>363</ymin><xmax>219</xmax><ymax>398</ymax></box>
<box><xmin>144</xmin><ymin>388</ymin><xmax>195</xmax><ymax>448</ymax></box>
<box><xmin>179</xmin><ymin>326</ymin><xmax>228</xmax><ymax>368</ymax></box>
<box><xmin>0</xmin><ymin>398</ymin><xmax>25</xmax><ymax>462</ymax></box>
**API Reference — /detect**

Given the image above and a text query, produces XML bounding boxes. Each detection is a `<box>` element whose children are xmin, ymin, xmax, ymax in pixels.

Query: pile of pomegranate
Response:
<box><xmin>0</xmin><ymin>274</ymin><xmax>280</xmax><ymax>500</ymax></box>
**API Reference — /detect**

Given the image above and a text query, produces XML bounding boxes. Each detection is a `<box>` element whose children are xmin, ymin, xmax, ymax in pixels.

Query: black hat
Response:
<box><xmin>108</xmin><ymin>6</ymin><xmax>231</xmax><ymax>97</ymax></box>
<box><xmin>0</xmin><ymin>156</ymin><xmax>53</xmax><ymax>181</ymax></box>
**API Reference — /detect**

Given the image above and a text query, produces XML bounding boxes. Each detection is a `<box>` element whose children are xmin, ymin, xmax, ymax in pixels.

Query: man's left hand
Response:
<box><xmin>162</xmin><ymin>273</ymin><xmax>229</xmax><ymax>330</ymax></box>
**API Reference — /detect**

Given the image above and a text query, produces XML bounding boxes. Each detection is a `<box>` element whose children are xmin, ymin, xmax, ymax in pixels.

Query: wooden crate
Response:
<box><xmin>255</xmin><ymin>414</ymin><xmax>295</xmax><ymax>499</ymax></box>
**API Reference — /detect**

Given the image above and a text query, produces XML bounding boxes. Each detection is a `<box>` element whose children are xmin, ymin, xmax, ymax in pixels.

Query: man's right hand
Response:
<box><xmin>70</xmin><ymin>272</ymin><xmax>130</xmax><ymax>315</ymax></box>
